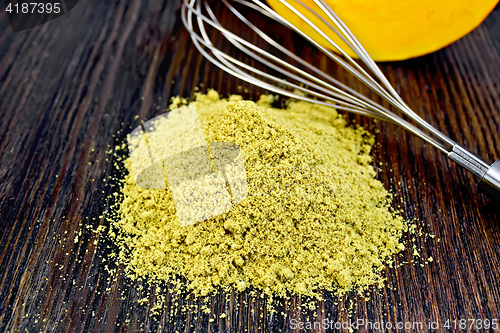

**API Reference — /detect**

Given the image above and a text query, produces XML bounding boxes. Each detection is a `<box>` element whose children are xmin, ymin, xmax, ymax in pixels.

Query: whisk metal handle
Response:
<box><xmin>448</xmin><ymin>145</ymin><xmax>500</xmax><ymax>201</ymax></box>
<box><xmin>478</xmin><ymin>159</ymin><xmax>500</xmax><ymax>201</ymax></box>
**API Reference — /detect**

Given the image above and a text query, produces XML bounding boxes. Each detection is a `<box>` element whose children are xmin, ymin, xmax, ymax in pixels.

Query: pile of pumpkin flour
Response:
<box><xmin>111</xmin><ymin>90</ymin><xmax>407</xmax><ymax>299</ymax></box>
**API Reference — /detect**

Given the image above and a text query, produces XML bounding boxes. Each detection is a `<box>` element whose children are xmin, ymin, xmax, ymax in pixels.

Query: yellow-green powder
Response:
<box><xmin>112</xmin><ymin>90</ymin><xmax>406</xmax><ymax>298</ymax></box>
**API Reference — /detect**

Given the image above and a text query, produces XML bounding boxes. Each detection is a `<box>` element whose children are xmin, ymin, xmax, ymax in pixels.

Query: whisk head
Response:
<box><xmin>181</xmin><ymin>0</ymin><xmax>455</xmax><ymax>152</ymax></box>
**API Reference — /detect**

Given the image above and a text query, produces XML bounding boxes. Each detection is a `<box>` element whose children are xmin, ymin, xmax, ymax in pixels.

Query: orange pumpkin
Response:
<box><xmin>266</xmin><ymin>0</ymin><xmax>499</xmax><ymax>61</ymax></box>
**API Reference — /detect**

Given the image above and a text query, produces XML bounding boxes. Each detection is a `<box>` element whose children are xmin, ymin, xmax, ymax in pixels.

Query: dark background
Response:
<box><xmin>1</xmin><ymin>0</ymin><xmax>500</xmax><ymax>332</ymax></box>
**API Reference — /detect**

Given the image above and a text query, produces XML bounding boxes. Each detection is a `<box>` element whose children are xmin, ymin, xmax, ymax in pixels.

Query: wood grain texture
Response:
<box><xmin>0</xmin><ymin>1</ymin><xmax>499</xmax><ymax>332</ymax></box>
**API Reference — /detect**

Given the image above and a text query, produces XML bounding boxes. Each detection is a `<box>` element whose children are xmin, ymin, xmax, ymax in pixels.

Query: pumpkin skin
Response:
<box><xmin>266</xmin><ymin>0</ymin><xmax>499</xmax><ymax>61</ymax></box>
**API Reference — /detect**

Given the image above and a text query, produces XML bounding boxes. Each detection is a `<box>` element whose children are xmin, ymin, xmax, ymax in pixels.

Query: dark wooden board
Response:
<box><xmin>1</xmin><ymin>1</ymin><xmax>500</xmax><ymax>332</ymax></box>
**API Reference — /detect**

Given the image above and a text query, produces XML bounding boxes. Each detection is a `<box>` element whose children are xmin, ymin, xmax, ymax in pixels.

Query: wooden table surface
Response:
<box><xmin>1</xmin><ymin>1</ymin><xmax>500</xmax><ymax>332</ymax></box>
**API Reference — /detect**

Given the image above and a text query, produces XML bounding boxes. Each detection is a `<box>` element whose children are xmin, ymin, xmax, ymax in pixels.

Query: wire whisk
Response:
<box><xmin>181</xmin><ymin>0</ymin><xmax>500</xmax><ymax>201</ymax></box>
